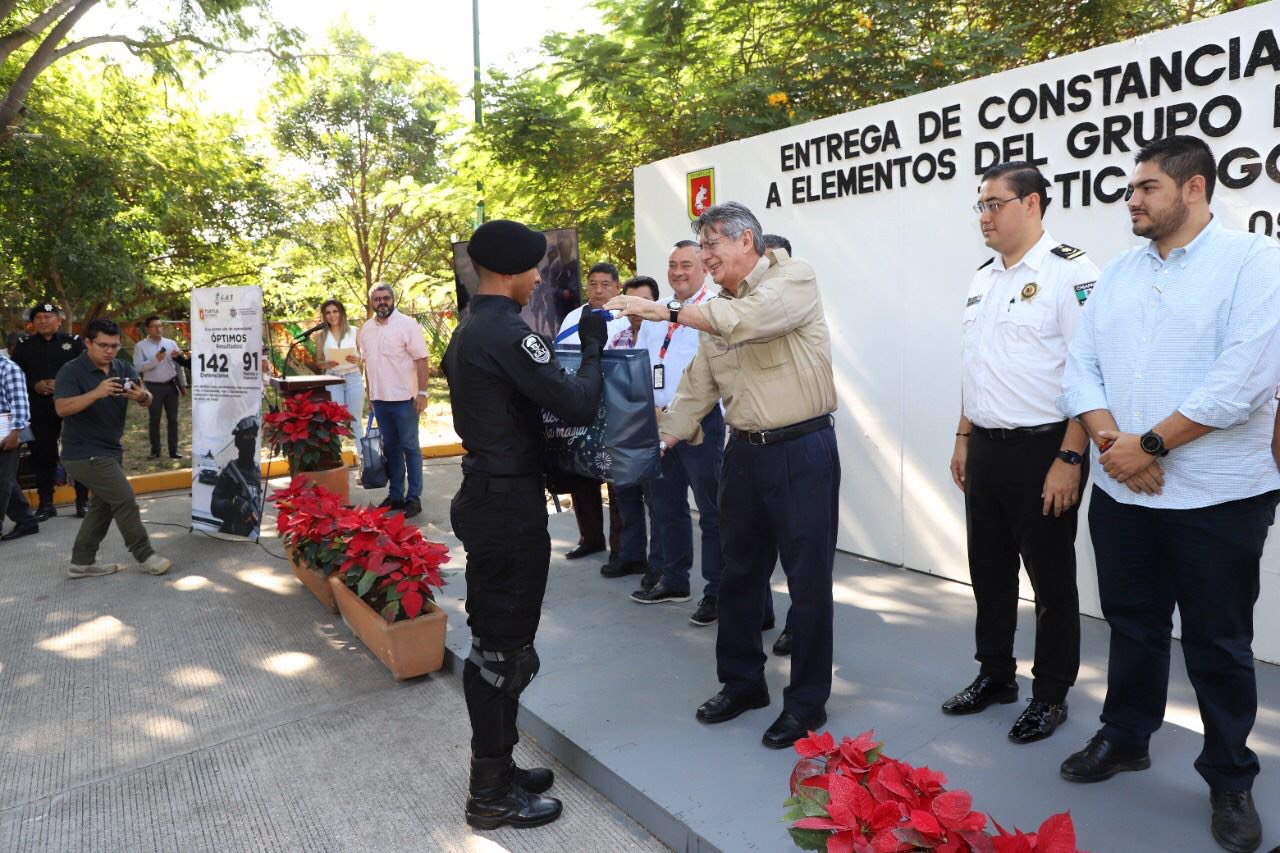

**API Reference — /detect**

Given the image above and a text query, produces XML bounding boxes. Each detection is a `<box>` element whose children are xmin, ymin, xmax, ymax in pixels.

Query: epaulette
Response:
<box><xmin>977</xmin><ymin>257</ymin><xmax>995</xmax><ymax>270</ymax></box>
<box><xmin>1050</xmin><ymin>243</ymin><xmax>1087</xmax><ymax>261</ymax></box>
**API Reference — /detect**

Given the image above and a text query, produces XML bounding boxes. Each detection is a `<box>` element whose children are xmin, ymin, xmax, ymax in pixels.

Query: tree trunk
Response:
<box><xmin>0</xmin><ymin>0</ymin><xmax>98</xmax><ymax>143</ymax></box>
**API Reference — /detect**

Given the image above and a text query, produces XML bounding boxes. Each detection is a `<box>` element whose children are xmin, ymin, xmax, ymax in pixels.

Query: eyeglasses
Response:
<box><xmin>972</xmin><ymin>195</ymin><xmax>1026</xmax><ymax>215</ymax></box>
<box><xmin>90</xmin><ymin>341</ymin><xmax>121</xmax><ymax>351</ymax></box>
<box><xmin>697</xmin><ymin>235</ymin><xmax>730</xmax><ymax>252</ymax></box>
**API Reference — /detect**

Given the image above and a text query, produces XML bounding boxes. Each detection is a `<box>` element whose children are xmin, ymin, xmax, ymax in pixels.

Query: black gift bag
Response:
<box><xmin>544</xmin><ymin>347</ymin><xmax>661</xmax><ymax>487</ymax></box>
<box><xmin>358</xmin><ymin>413</ymin><xmax>388</xmax><ymax>489</ymax></box>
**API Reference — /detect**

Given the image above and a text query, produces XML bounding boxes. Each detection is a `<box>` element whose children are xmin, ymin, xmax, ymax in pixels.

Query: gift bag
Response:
<box><xmin>544</xmin><ymin>347</ymin><xmax>661</xmax><ymax>487</ymax></box>
<box><xmin>358</xmin><ymin>413</ymin><xmax>388</xmax><ymax>489</ymax></box>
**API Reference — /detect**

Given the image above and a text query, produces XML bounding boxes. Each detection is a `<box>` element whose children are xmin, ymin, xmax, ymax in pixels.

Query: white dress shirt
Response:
<box><xmin>635</xmin><ymin>284</ymin><xmax>712</xmax><ymax>409</ymax></box>
<box><xmin>554</xmin><ymin>304</ymin><xmax>629</xmax><ymax>347</ymax></box>
<box><xmin>134</xmin><ymin>336</ymin><xmax>182</xmax><ymax>385</ymax></box>
<box><xmin>961</xmin><ymin>231</ymin><xmax>1100</xmax><ymax>429</ymax></box>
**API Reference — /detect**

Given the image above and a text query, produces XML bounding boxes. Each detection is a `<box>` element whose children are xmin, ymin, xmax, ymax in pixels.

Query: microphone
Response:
<box><xmin>293</xmin><ymin>322</ymin><xmax>325</xmax><ymax>343</ymax></box>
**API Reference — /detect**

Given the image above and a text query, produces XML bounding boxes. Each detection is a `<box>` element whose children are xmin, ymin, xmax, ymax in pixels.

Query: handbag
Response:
<box><xmin>544</xmin><ymin>347</ymin><xmax>662</xmax><ymax>487</ymax></box>
<box><xmin>357</xmin><ymin>413</ymin><xmax>388</xmax><ymax>489</ymax></box>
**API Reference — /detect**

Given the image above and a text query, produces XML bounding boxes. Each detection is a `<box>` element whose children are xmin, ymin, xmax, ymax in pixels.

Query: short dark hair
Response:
<box><xmin>673</xmin><ymin>239</ymin><xmax>698</xmax><ymax>250</ymax></box>
<box><xmin>142</xmin><ymin>314</ymin><xmax>161</xmax><ymax>329</ymax></box>
<box><xmin>980</xmin><ymin>161</ymin><xmax>1052</xmax><ymax>216</ymax></box>
<box><xmin>762</xmin><ymin>234</ymin><xmax>792</xmax><ymax>255</ymax></box>
<box><xmin>1134</xmin><ymin>135</ymin><xmax>1217</xmax><ymax>201</ymax></box>
<box><xmin>587</xmin><ymin>262</ymin><xmax>619</xmax><ymax>281</ymax></box>
<box><xmin>85</xmin><ymin>318</ymin><xmax>121</xmax><ymax>340</ymax></box>
<box><xmin>622</xmin><ymin>275</ymin><xmax>659</xmax><ymax>301</ymax></box>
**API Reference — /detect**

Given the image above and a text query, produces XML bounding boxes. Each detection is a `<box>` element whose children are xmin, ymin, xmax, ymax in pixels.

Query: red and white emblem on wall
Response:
<box><xmin>687</xmin><ymin>168</ymin><xmax>715</xmax><ymax>220</ymax></box>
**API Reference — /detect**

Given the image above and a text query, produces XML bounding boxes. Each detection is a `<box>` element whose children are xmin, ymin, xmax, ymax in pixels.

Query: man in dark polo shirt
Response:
<box><xmin>54</xmin><ymin>318</ymin><xmax>172</xmax><ymax>579</ymax></box>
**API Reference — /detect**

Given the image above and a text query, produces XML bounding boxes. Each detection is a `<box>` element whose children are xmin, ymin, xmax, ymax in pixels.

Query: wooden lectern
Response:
<box><xmin>270</xmin><ymin>375</ymin><xmax>344</xmax><ymax>402</ymax></box>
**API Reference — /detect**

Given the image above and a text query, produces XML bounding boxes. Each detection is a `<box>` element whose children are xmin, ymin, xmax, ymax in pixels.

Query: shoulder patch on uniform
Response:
<box><xmin>518</xmin><ymin>334</ymin><xmax>551</xmax><ymax>364</ymax></box>
<box><xmin>1073</xmin><ymin>281</ymin><xmax>1096</xmax><ymax>305</ymax></box>
<box><xmin>966</xmin><ymin>294</ymin><xmax>982</xmax><ymax>308</ymax></box>
<box><xmin>977</xmin><ymin>257</ymin><xmax>995</xmax><ymax>270</ymax></box>
<box><xmin>1051</xmin><ymin>243</ymin><xmax>1087</xmax><ymax>260</ymax></box>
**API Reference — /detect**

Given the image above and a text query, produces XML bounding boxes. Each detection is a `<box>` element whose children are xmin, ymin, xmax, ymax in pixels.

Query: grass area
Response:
<box><xmin>120</xmin><ymin>376</ymin><xmax>457</xmax><ymax>476</ymax></box>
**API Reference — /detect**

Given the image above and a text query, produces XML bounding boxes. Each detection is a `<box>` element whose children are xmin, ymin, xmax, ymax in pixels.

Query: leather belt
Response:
<box><xmin>732</xmin><ymin>414</ymin><xmax>833</xmax><ymax>447</ymax></box>
<box><xmin>971</xmin><ymin>421</ymin><xmax>1065</xmax><ymax>440</ymax></box>
<box><xmin>462</xmin><ymin>472</ymin><xmax>545</xmax><ymax>493</ymax></box>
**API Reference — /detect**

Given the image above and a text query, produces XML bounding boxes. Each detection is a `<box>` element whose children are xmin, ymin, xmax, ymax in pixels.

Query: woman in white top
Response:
<box><xmin>318</xmin><ymin>298</ymin><xmax>363</xmax><ymax>444</ymax></box>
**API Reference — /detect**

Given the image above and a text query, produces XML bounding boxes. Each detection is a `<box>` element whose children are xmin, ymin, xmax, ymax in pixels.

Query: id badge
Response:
<box><xmin>653</xmin><ymin>364</ymin><xmax>665</xmax><ymax>390</ymax></box>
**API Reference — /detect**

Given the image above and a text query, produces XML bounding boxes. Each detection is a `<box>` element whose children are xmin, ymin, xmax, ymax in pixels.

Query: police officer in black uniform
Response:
<box><xmin>11</xmin><ymin>302</ymin><xmax>90</xmax><ymax>519</ymax></box>
<box><xmin>210</xmin><ymin>416</ymin><xmax>263</xmax><ymax>537</ymax></box>
<box><xmin>443</xmin><ymin>219</ymin><xmax>605</xmax><ymax>830</ymax></box>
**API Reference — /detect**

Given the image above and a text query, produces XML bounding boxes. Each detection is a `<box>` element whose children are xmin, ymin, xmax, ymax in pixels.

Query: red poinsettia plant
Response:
<box><xmin>263</xmin><ymin>390</ymin><xmax>353</xmax><ymax>473</ymax></box>
<box><xmin>270</xmin><ymin>477</ymin><xmax>447</xmax><ymax>622</ymax></box>
<box><xmin>785</xmin><ymin>730</ymin><xmax>1085</xmax><ymax>853</ymax></box>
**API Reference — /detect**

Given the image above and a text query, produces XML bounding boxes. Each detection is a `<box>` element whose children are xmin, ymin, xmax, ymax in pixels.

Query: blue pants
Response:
<box><xmin>717</xmin><ymin>425</ymin><xmax>839</xmax><ymax>718</ymax></box>
<box><xmin>370</xmin><ymin>399</ymin><xmax>422</xmax><ymax>502</ymax></box>
<box><xmin>328</xmin><ymin>371</ymin><xmax>365</xmax><ymax>444</ymax></box>
<box><xmin>1090</xmin><ymin>486</ymin><xmax>1279</xmax><ymax>791</ymax></box>
<box><xmin>648</xmin><ymin>407</ymin><xmax>726</xmax><ymax>597</ymax></box>
<box><xmin>614</xmin><ymin>483</ymin><xmax>661</xmax><ymax>566</ymax></box>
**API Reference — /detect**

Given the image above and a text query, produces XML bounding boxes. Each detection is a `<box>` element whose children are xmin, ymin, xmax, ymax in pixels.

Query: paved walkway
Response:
<box><xmin>0</xmin><ymin>469</ymin><xmax>667</xmax><ymax>853</ymax></box>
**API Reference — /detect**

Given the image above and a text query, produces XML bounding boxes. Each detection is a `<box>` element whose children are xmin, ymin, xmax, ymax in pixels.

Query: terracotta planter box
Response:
<box><xmin>297</xmin><ymin>463</ymin><xmax>350</xmax><ymax>504</ymax></box>
<box><xmin>329</xmin><ymin>576</ymin><xmax>447</xmax><ymax>680</ymax></box>
<box><xmin>286</xmin><ymin>549</ymin><xmax>338</xmax><ymax>613</ymax></box>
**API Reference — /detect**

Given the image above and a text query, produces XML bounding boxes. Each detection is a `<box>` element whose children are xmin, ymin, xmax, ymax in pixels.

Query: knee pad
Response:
<box><xmin>468</xmin><ymin>643</ymin><xmax>540</xmax><ymax>698</ymax></box>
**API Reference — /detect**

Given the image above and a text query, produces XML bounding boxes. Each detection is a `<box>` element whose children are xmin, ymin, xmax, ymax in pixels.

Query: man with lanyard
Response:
<box><xmin>630</xmin><ymin>240</ymin><xmax>746</xmax><ymax>633</ymax></box>
<box><xmin>607</xmin><ymin>201</ymin><xmax>838</xmax><ymax>749</ymax></box>
<box><xmin>443</xmin><ymin>219</ymin><xmax>605</xmax><ymax>829</ymax></box>
<box><xmin>0</xmin><ymin>350</ymin><xmax>39</xmax><ymax>542</ymax></box>
<box><xmin>134</xmin><ymin>315</ymin><xmax>187</xmax><ymax>460</ymax></box>
<box><xmin>1058</xmin><ymin>135</ymin><xmax>1280</xmax><ymax>853</ymax></box>
<box><xmin>552</xmin><ymin>262</ymin><xmax>628</xmax><ymax>563</ymax></box>
<box><xmin>945</xmin><ymin>161</ymin><xmax>1098</xmax><ymax>745</ymax></box>
<box><xmin>11</xmin><ymin>302</ymin><xmax>89</xmax><ymax>519</ymax></box>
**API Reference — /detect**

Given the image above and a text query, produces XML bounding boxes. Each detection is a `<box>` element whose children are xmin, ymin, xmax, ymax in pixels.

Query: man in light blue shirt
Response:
<box><xmin>1057</xmin><ymin>135</ymin><xmax>1280</xmax><ymax>853</ymax></box>
<box><xmin>0</xmin><ymin>353</ymin><xmax>39</xmax><ymax>541</ymax></box>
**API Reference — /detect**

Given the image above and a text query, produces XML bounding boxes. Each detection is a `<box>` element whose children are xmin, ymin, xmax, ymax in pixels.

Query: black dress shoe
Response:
<box><xmin>401</xmin><ymin>498</ymin><xmax>422</xmax><ymax>519</ymax></box>
<box><xmin>464</xmin><ymin>756</ymin><xmax>561</xmax><ymax>830</ymax></box>
<box><xmin>1210</xmin><ymin>789</ymin><xmax>1261</xmax><ymax>853</ymax></box>
<box><xmin>940</xmin><ymin>674</ymin><xmax>1019</xmax><ymax>715</ymax></box>
<box><xmin>1</xmin><ymin>525</ymin><xmax>38</xmax><ymax>542</ymax></box>
<box><xmin>638</xmin><ymin>569</ymin><xmax>661</xmax><ymax>593</ymax></box>
<box><xmin>377</xmin><ymin>497</ymin><xmax>404</xmax><ymax>510</ymax></box>
<box><xmin>763</xmin><ymin>709</ymin><xmax>827</xmax><ymax>749</ymax></box>
<box><xmin>33</xmin><ymin>504</ymin><xmax>55</xmax><ymax>522</ymax></box>
<box><xmin>565</xmin><ymin>541</ymin><xmax>606</xmax><ymax>559</ymax></box>
<box><xmin>696</xmin><ymin>683</ymin><xmax>770</xmax><ymax>724</ymax></box>
<box><xmin>1059</xmin><ymin>732</ymin><xmax>1151</xmax><ymax>783</ymax></box>
<box><xmin>147</xmin><ymin>452</ymin><xmax>161</xmax><ymax>460</ymax></box>
<box><xmin>773</xmin><ymin>627</ymin><xmax>793</xmax><ymax>656</ymax></box>
<box><xmin>689</xmin><ymin>596</ymin><xmax>718</xmax><ymax>626</ymax></box>
<box><xmin>1008</xmin><ymin>699</ymin><xmax>1068</xmax><ymax>744</ymax></box>
<box><xmin>601</xmin><ymin>558</ymin><xmax>647</xmax><ymax>578</ymax></box>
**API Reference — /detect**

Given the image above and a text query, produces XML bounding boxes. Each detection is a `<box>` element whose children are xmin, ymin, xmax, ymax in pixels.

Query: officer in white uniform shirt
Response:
<box><xmin>943</xmin><ymin>162</ymin><xmax>1100</xmax><ymax>745</ymax></box>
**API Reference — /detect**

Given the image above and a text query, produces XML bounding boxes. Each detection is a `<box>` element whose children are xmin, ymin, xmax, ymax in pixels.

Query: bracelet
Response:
<box><xmin>955</xmin><ymin>432</ymin><xmax>970</xmax><ymax>437</ymax></box>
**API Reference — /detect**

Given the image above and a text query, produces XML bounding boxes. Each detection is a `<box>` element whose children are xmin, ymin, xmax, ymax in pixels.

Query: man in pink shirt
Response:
<box><xmin>358</xmin><ymin>282</ymin><xmax>430</xmax><ymax>518</ymax></box>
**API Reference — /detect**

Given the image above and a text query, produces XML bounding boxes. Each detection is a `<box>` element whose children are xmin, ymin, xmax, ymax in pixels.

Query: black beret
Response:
<box><xmin>467</xmin><ymin>219</ymin><xmax>547</xmax><ymax>275</ymax></box>
<box><xmin>27</xmin><ymin>300</ymin><xmax>61</xmax><ymax>319</ymax></box>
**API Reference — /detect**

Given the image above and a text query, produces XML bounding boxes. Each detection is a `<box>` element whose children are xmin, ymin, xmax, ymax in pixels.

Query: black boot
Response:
<box><xmin>465</xmin><ymin>755</ymin><xmax>562</xmax><ymax>830</ymax></box>
<box><xmin>510</xmin><ymin>759</ymin><xmax>554</xmax><ymax>794</ymax></box>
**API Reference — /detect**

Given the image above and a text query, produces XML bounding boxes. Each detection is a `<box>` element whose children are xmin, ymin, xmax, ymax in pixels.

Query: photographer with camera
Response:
<box><xmin>54</xmin><ymin>318</ymin><xmax>172</xmax><ymax>579</ymax></box>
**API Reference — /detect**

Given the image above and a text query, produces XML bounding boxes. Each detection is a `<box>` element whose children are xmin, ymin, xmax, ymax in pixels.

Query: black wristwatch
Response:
<box><xmin>1056</xmin><ymin>449</ymin><xmax>1083</xmax><ymax>465</ymax></box>
<box><xmin>1139</xmin><ymin>429</ymin><xmax>1169</xmax><ymax>457</ymax></box>
<box><xmin>666</xmin><ymin>299</ymin><xmax>683</xmax><ymax>324</ymax></box>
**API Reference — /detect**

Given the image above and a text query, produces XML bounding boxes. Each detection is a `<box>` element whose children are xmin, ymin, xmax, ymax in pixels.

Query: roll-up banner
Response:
<box><xmin>190</xmin><ymin>286</ymin><xmax>265</xmax><ymax>540</ymax></box>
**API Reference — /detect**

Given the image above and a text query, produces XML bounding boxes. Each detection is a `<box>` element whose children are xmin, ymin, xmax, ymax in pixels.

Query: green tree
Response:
<box><xmin>271</xmin><ymin>27</ymin><xmax>470</xmax><ymax>315</ymax></box>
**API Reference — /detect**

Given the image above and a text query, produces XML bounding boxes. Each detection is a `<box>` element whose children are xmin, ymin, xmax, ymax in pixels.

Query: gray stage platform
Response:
<box><xmin>420</xmin><ymin>460</ymin><xmax>1280</xmax><ymax>853</ymax></box>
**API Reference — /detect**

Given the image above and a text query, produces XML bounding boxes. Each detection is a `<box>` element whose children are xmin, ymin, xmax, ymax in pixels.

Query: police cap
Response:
<box><xmin>233</xmin><ymin>415</ymin><xmax>259</xmax><ymax>435</ymax></box>
<box><xmin>467</xmin><ymin>220</ymin><xmax>547</xmax><ymax>275</ymax></box>
<box><xmin>27</xmin><ymin>301</ymin><xmax>61</xmax><ymax>321</ymax></box>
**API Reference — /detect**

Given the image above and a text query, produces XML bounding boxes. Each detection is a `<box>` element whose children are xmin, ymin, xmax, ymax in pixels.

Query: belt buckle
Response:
<box><xmin>748</xmin><ymin>430</ymin><xmax>768</xmax><ymax>446</ymax></box>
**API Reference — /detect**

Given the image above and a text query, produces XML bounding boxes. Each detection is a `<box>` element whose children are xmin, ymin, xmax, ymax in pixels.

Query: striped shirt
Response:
<box><xmin>0</xmin><ymin>354</ymin><xmax>30</xmax><ymax>433</ymax></box>
<box><xmin>1058</xmin><ymin>217</ymin><xmax>1280</xmax><ymax>508</ymax></box>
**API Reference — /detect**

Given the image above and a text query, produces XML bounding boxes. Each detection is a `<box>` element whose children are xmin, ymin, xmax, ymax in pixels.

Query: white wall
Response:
<box><xmin>634</xmin><ymin>3</ymin><xmax>1280</xmax><ymax>662</ymax></box>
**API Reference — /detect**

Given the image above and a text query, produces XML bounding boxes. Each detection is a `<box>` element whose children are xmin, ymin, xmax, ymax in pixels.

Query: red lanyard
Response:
<box><xmin>658</xmin><ymin>287</ymin><xmax>707</xmax><ymax>360</ymax></box>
